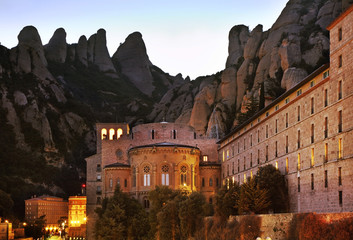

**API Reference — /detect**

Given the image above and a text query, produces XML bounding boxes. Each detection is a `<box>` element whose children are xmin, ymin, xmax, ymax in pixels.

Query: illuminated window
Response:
<box><xmin>143</xmin><ymin>166</ymin><xmax>151</xmax><ymax>186</ymax></box>
<box><xmin>101</xmin><ymin>128</ymin><xmax>107</xmax><ymax>140</ymax></box>
<box><xmin>161</xmin><ymin>165</ymin><xmax>170</xmax><ymax>186</ymax></box>
<box><xmin>180</xmin><ymin>166</ymin><xmax>187</xmax><ymax>186</ymax></box>
<box><xmin>243</xmin><ymin>173</ymin><xmax>247</xmax><ymax>183</ymax></box>
<box><xmin>117</xmin><ymin>128</ymin><xmax>123</xmax><ymax>139</ymax></box>
<box><xmin>311</xmin><ymin>148</ymin><xmax>315</xmax><ymax>167</ymax></box>
<box><xmin>297</xmin><ymin>153</ymin><xmax>301</xmax><ymax>171</ymax></box>
<box><xmin>227</xmin><ymin>149</ymin><xmax>230</xmax><ymax>159</ymax></box>
<box><xmin>109</xmin><ymin>128</ymin><xmax>115</xmax><ymax>140</ymax></box>
<box><xmin>203</xmin><ymin>155</ymin><xmax>208</xmax><ymax>162</ymax></box>
<box><xmin>325</xmin><ymin>143</ymin><xmax>328</xmax><ymax>163</ymax></box>
<box><xmin>285</xmin><ymin>158</ymin><xmax>289</xmax><ymax>174</ymax></box>
<box><xmin>275</xmin><ymin>161</ymin><xmax>278</xmax><ymax>170</ymax></box>
<box><xmin>222</xmin><ymin>151</ymin><xmax>225</xmax><ymax>162</ymax></box>
<box><xmin>250</xmin><ymin>171</ymin><xmax>253</xmax><ymax>179</ymax></box>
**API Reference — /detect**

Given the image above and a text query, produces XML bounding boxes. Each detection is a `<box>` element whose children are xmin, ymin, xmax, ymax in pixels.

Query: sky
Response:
<box><xmin>0</xmin><ymin>0</ymin><xmax>288</xmax><ymax>80</ymax></box>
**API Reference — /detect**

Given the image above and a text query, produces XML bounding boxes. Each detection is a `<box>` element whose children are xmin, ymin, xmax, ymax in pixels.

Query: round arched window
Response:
<box><xmin>162</xmin><ymin>165</ymin><xmax>169</xmax><ymax>173</ymax></box>
<box><xmin>181</xmin><ymin>165</ymin><xmax>187</xmax><ymax>173</ymax></box>
<box><xmin>143</xmin><ymin>165</ymin><xmax>151</xmax><ymax>173</ymax></box>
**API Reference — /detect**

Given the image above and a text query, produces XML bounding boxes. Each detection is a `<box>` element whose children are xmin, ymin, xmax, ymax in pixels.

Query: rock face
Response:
<box><xmin>45</xmin><ymin>28</ymin><xmax>67</xmax><ymax>63</ymax></box>
<box><xmin>112</xmin><ymin>32</ymin><xmax>154</xmax><ymax>96</ymax></box>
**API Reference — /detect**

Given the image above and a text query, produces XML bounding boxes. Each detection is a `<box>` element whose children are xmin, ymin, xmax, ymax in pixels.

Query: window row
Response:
<box><xmin>222</xmin><ymin>110</ymin><xmax>343</xmax><ymax>161</ymax></box>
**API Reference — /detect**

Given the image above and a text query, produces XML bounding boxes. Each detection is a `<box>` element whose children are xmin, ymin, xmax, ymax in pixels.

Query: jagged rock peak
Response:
<box><xmin>113</xmin><ymin>31</ymin><xmax>154</xmax><ymax>96</ymax></box>
<box><xmin>45</xmin><ymin>28</ymin><xmax>67</xmax><ymax>63</ymax></box>
<box><xmin>226</xmin><ymin>25</ymin><xmax>249</xmax><ymax>68</ymax></box>
<box><xmin>76</xmin><ymin>35</ymin><xmax>88</xmax><ymax>66</ymax></box>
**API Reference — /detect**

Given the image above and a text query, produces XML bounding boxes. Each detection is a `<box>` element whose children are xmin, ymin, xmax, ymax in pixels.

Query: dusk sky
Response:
<box><xmin>0</xmin><ymin>0</ymin><xmax>288</xmax><ymax>79</ymax></box>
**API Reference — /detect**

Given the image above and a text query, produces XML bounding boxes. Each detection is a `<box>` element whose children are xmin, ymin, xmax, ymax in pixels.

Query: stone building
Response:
<box><xmin>85</xmin><ymin>122</ymin><xmax>221</xmax><ymax>239</ymax></box>
<box><xmin>68</xmin><ymin>196</ymin><xmax>87</xmax><ymax>238</ymax></box>
<box><xmin>218</xmin><ymin>4</ymin><xmax>353</xmax><ymax>213</ymax></box>
<box><xmin>24</xmin><ymin>195</ymin><xmax>68</xmax><ymax>229</ymax></box>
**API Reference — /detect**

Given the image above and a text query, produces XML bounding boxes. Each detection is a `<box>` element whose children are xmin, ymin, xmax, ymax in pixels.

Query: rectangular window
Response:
<box><xmin>257</xmin><ymin>149</ymin><xmax>260</xmax><ymax>165</ymax></box>
<box><xmin>96</xmin><ymin>164</ymin><xmax>101</xmax><ymax>172</ymax></box>
<box><xmin>266</xmin><ymin>112</ymin><xmax>269</xmax><ymax>117</ymax></box>
<box><xmin>297</xmin><ymin>106</ymin><xmax>301</xmax><ymax>121</ymax></box>
<box><xmin>285</xmin><ymin>158</ymin><xmax>289</xmax><ymax>174</ymax></box>
<box><xmin>339</xmin><ymin>55</ymin><xmax>342</xmax><ymax>68</ymax></box>
<box><xmin>275</xmin><ymin>105</ymin><xmax>279</xmax><ymax>111</ymax></box>
<box><xmin>227</xmin><ymin>150</ymin><xmax>230</xmax><ymax>159</ymax></box>
<box><xmin>324</xmin><ymin>89</ymin><xmax>328</xmax><ymax>107</ymax></box>
<box><xmin>325</xmin><ymin>117</ymin><xmax>328</xmax><ymax>138</ymax></box>
<box><xmin>275</xmin><ymin>141</ymin><xmax>278</xmax><ymax>157</ymax></box>
<box><xmin>232</xmin><ymin>145</ymin><xmax>234</xmax><ymax>156</ymax></box>
<box><xmin>250</xmin><ymin>135</ymin><xmax>253</xmax><ymax>147</ymax></box>
<box><xmin>338</xmin><ymin>80</ymin><xmax>342</xmax><ymax>100</ymax></box>
<box><xmin>325</xmin><ymin>170</ymin><xmax>328</xmax><ymax>188</ymax></box>
<box><xmin>311</xmin><ymin>97</ymin><xmax>314</xmax><ymax>114</ymax></box>
<box><xmin>297</xmin><ymin>130</ymin><xmax>301</xmax><ymax>149</ymax></box>
<box><xmin>202</xmin><ymin>178</ymin><xmax>205</xmax><ymax>187</ymax></box>
<box><xmin>285</xmin><ymin>98</ymin><xmax>290</xmax><ymax>104</ymax></box>
<box><xmin>325</xmin><ymin>143</ymin><xmax>328</xmax><ymax>163</ymax></box>
<box><xmin>203</xmin><ymin>156</ymin><xmax>208</xmax><ymax>162</ymax></box>
<box><xmin>311</xmin><ymin>148</ymin><xmax>315</xmax><ymax>167</ymax></box>
<box><xmin>338</xmin><ymin>167</ymin><xmax>342</xmax><ymax>186</ymax></box>
<box><xmin>323</xmin><ymin>70</ymin><xmax>330</xmax><ymax>79</ymax></box>
<box><xmin>257</xmin><ymin>130</ymin><xmax>260</xmax><ymax>143</ymax></box>
<box><xmin>286</xmin><ymin>113</ymin><xmax>288</xmax><ymax>128</ymax></box>
<box><xmin>275</xmin><ymin>119</ymin><xmax>278</xmax><ymax>133</ymax></box>
<box><xmin>339</xmin><ymin>191</ymin><xmax>343</xmax><ymax>206</ymax></box>
<box><xmin>232</xmin><ymin>162</ymin><xmax>234</xmax><ymax>174</ymax></box>
<box><xmin>237</xmin><ymin>159</ymin><xmax>240</xmax><ymax>172</ymax></box>
<box><xmin>222</xmin><ymin>151</ymin><xmax>225</xmax><ymax>162</ymax></box>
<box><xmin>243</xmin><ymin>138</ymin><xmax>246</xmax><ymax>150</ymax></box>
<box><xmin>311</xmin><ymin>124</ymin><xmax>315</xmax><ymax>143</ymax></box>
<box><xmin>266</xmin><ymin>145</ymin><xmax>268</xmax><ymax>162</ymax></box>
<box><xmin>338</xmin><ymin>27</ymin><xmax>342</xmax><ymax>41</ymax></box>
<box><xmin>250</xmin><ymin>153</ymin><xmax>253</xmax><ymax>167</ymax></box>
<box><xmin>310</xmin><ymin>81</ymin><xmax>315</xmax><ymax>87</ymax></box>
<box><xmin>275</xmin><ymin>161</ymin><xmax>278</xmax><ymax>170</ymax></box>
<box><xmin>297</xmin><ymin>153</ymin><xmax>301</xmax><ymax>171</ymax></box>
<box><xmin>266</xmin><ymin>125</ymin><xmax>268</xmax><ymax>138</ymax></box>
<box><xmin>286</xmin><ymin>135</ymin><xmax>288</xmax><ymax>153</ymax></box>
<box><xmin>96</xmin><ymin>174</ymin><xmax>101</xmax><ymax>181</ymax></box>
<box><xmin>338</xmin><ymin>138</ymin><xmax>342</xmax><ymax>159</ymax></box>
<box><xmin>243</xmin><ymin>157</ymin><xmax>246</xmax><ymax>170</ymax></box>
<box><xmin>238</xmin><ymin>142</ymin><xmax>240</xmax><ymax>153</ymax></box>
<box><xmin>298</xmin><ymin>177</ymin><xmax>301</xmax><ymax>192</ymax></box>
<box><xmin>311</xmin><ymin>173</ymin><xmax>314</xmax><ymax>190</ymax></box>
<box><xmin>338</xmin><ymin>110</ymin><xmax>342</xmax><ymax>133</ymax></box>
<box><xmin>297</xmin><ymin>89</ymin><xmax>302</xmax><ymax>96</ymax></box>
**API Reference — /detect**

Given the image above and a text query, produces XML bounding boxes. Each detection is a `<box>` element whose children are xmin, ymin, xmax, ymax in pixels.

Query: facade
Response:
<box><xmin>68</xmin><ymin>196</ymin><xmax>87</xmax><ymax>238</ymax></box>
<box><xmin>85</xmin><ymin>122</ymin><xmax>221</xmax><ymax>239</ymax></box>
<box><xmin>24</xmin><ymin>195</ymin><xmax>68</xmax><ymax>229</ymax></box>
<box><xmin>218</xmin><ymin>4</ymin><xmax>353</xmax><ymax>213</ymax></box>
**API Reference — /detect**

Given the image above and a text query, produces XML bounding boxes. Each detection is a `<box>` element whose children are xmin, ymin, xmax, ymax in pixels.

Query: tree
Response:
<box><xmin>179</xmin><ymin>192</ymin><xmax>206</xmax><ymax>239</ymax></box>
<box><xmin>255</xmin><ymin>165</ymin><xmax>289</xmax><ymax>213</ymax></box>
<box><xmin>237</xmin><ymin>178</ymin><xmax>270</xmax><ymax>214</ymax></box>
<box><xmin>236</xmin><ymin>95</ymin><xmax>259</xmax><ymax>126</ymax></box>
<box><xmin>148</xmin><ymin>186</ymin><xmax>181</xmax><ymax>239</ymax></box>
<box><xmin>157</xmin><ymin>196</ymin><xmax>183</xmax><ymax>240</ymax></box>
<box><xmin>95</xmin><ymin>186</ymin><xmax>149</xmax><ymax>240</ymax></box>
<box><xmin>214</xmin><ymin>182</ymin><xmax>240</xmax><ymax>221</ymax></box>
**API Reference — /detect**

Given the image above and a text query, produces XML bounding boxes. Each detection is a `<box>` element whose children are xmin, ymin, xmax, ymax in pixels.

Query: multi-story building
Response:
<box><xmin>68</xmin><ymin>196</ymin><xmax>87</xmax><ymax>238</ymax></box>
<box><xmin>218</xmin><ymin>4</ymin><xmax>353</xmax><ymax>213</ymax></box>
<box><xmin>85</xmin><ymin>122</ymin><xmax>221</xmax><ymax>239</ymax></box>
<box><xmin>24</xmin><ymin>195</ymin><xmax>68</xmax><ymax>229</ymax></box>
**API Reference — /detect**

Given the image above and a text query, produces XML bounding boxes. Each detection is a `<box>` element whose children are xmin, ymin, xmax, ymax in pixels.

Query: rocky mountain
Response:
<box><xmin>0</xmin><ymin>0</ymin><xmax>352</xmax><ymax>218</ymax></box>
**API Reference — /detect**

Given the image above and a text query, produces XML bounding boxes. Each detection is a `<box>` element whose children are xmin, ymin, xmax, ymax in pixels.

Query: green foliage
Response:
<box><xmin>95</xmin><ymin>186</ymin><xmax>149</xmax><ymax>240</ymax></box>
<box><xmin>237</xmin><ymin>178</ymin><xmax>270</xmax><ymax>214</ymax></box>
<box><xmin>255</xmin><ymin>165</ymin><xmax>289</xmax><ymax>213</ymax></box>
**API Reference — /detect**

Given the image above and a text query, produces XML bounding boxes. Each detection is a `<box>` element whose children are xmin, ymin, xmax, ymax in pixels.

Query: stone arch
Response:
<box><xmin>101</xmin><ymin>128</ymin><xmax>107</xmax><ymax>140</ymax></box>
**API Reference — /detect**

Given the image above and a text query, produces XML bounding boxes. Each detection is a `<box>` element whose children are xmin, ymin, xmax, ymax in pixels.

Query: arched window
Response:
<box><xmin>101</xmin><ymin>128</ymin><xmax>107</xmax><ymax>140</ymax></box>
<box><xmin>117</xmin><ymin>128</ymin><xmax>123</xmax><ymax>139</ymax></box>
<box><xmin>143</xmin><ymin>197</ymin><xmax>150</xmax><ymax>209</ymax></box>
<box><xmin>143</xmin><ymin>165</ymin><xmax>151</xmax><ymax>186</ymax></box>
<box><xmin>209</xmin><ymin>178</ymin><xmax>213</xmax><ymax>187</ymax></box>
<box><xmin>161</xmin><ymin>165</ymin><xmax>169</xmax><ymax>186</ymax></box>
<box><xmin>180</xmin><ymin>165</ymin><xmax>187</xmax><ymax>186</ymax></box>
<box><xmin>109</xmin><ymin>128</ymin><xmax>115</xmax><ymax>140</ymax></box>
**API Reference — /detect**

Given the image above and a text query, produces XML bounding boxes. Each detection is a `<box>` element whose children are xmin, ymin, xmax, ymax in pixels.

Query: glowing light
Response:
<box><xmin>83</xmin><ymin>217</ymin><xmax>87</xmax><ymax>221</ymax></box>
